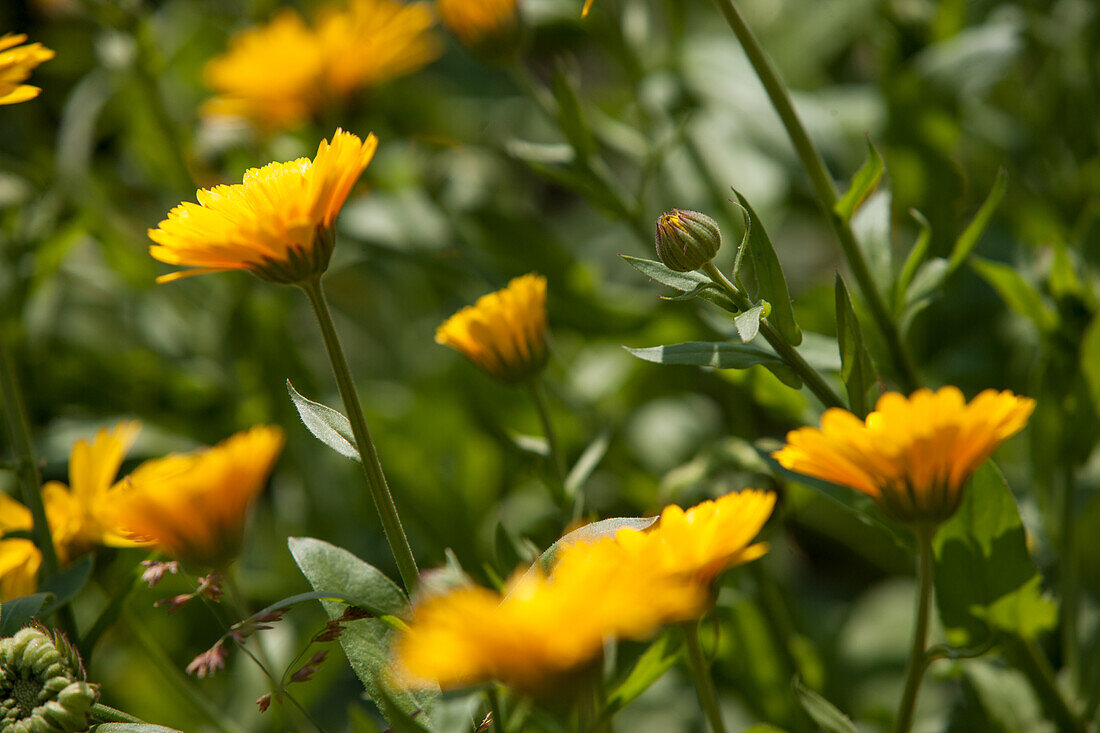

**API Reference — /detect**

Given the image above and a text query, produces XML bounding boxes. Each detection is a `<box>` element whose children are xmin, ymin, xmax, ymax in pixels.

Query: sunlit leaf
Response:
<box><xmin>732</xmin><ymin>191</ymin><xmax>802</xmax><ymax>345</ymax></box>
<box><xmin>287</xmin><ymin>380</ymin><xmax>360</xmax><ymax>462</ymax></box>
<box><xmin>625</xmin><ymin>342</ymin><xmax>801</xmax><ymax>389</ymax></box>
<box><xmin>621</xmin><ymin>255</ymin><xmax>739</xmax><ymax>313</ymax></box>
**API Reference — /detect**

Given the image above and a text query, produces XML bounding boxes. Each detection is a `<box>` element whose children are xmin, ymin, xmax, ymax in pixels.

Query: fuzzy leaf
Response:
<box><xmin>621</xmin><ymin>255</ymin><xmax>739</xmax><ymax>313</ymax></box>
<box><xmin>732</xmin><ymin>191</ymin><xmax>802</xmax><ymax>345</ymax></box>
<box><xmin>625</xmin><ymin>342</ymin><xmax>802</xmax><ymax>389</ymax></box>
<box><xmin>734</xmin><ymin>304</ymin><xmax>767</xmax><ymax>343</ymax></box>
<box><xmin>287</xmin><ymin>380</ymin><xmax>360</xmax><ymax>462</ymax></box>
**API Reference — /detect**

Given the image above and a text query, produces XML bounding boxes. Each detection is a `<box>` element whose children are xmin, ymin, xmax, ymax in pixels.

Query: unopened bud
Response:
<box><xmin>655</xmin><ymin>209</ymin><xmax>721</xmax><ymax>272</ymax></box>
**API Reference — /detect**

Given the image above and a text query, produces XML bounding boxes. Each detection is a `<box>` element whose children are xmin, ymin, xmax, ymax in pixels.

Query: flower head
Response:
<box><xmin>773</xmin><ymin>387</ymin><xmax>1035</xmax><ymax>524</ymax></box>
<box><xmin>149</xmin><ymin>129</ymin><xmax>377</xmax><ymax>284</ymax></box>
<box><xmin>0</xmin><ymin>491</ymin><xmax>39</xmax><ymax>602</ymax></box>
<box><xmin>0</xmin><ymin>626</ymin><xmax>97</xmax><ymax>732</ymax></box>
<box><xmin>0</xmin><ymin>33</ymin><xmax>54</xmax><ymax>106</ymax></box>
<box><xmin>111</xmin><ymin>426</ymin><xmax>285</xmax><ymax>568</ymax></box>
<box><xmin>655</xmin><ymin>209</ymin><xmax>721</xmax><ymax>272</ymax></box>
<box><xmin>436</xmin><ymin>273</ymin><xmax>549</xmax><ymax>383</ymax></box>
<box><xmin>437</xmin><ymin>0</ymin><xmax>520</xmax><ymax>62</ymax></box>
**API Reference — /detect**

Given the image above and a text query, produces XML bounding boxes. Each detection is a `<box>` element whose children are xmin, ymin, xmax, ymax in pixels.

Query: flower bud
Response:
<box><xmin>655</xmin><ymin>210</ymin><xmax>721</xmax><ymax>272</ymax></box>
<box><xmin>0</xmin><ymin>626</ymin><xmax>97</xmax><ymax>733</ymax></box>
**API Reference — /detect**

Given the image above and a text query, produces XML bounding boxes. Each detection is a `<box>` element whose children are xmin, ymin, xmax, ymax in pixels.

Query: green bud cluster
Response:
<box><xmin>0</xmin><ymin>627</ymin><xmax>97</xmax><ymax>733</ymax></box>
<box><xmin>655</xmin><ymin>209</ymin><xmax>722</xmax><ymax>272</ymax></box>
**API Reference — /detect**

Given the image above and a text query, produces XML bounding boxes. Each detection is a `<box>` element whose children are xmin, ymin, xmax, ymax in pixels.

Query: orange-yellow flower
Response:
<box><xmin>111</xmin><ymin>426</ymin><xmax>285</xmax><ymax>569</ymax></box>
<box><xmin>394</xmin><ymin>542</ymin><xmax>705</xmax><ymax>691</ymax></box>
<box><xmin>149</xmin><ymin>129</ymin><xmax>378</xmax><ymax>284</ymax></box>
<box><xmin>0</xmin><ymin>33</ymin><xmax>54</xmax><ymax>106</ymax></box>
<box><xmin>435</xmin><ymin>273</ymin><xmax>548</xmax><ymax>383</ymax></box>
<box><xmin>0</xmin><ymin>492</ymin><xmax>38</xmax><ymax>602</ymax></box>
<box><xmin>203</xmin><ymin>0</ymin><xmax>439</xmax><ymax>131</ymax></box>
<box><xmin>41</xmin><ymin>420</ymin><xmax>143</xmax><ymax>562</ymax></box>
<box><xmin>773</xmin><ymin>387</ymin><xmax>1035</xmax><ymax>524</ymax></box>
<box><xmin>437</xmin><ymin>0</ymin><xmax>520</xmax><ymax>61</ymax></box>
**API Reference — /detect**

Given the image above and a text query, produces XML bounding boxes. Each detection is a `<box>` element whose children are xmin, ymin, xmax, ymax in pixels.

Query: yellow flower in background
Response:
<box><xmin>612</xmin><ymin>489</ymin><xmax>775</xmax><ymax>585</ymax></box>
<box><xmin>0</xmin><ymin>33</ymin><xmax>54</xmax><ymax>106</ymax></box>
<box><xmin>581</xmin><ymin>0</ymin><xmax>595</xmax><ymax>18</ymax></box>
<box><xmin>0</xmin><ymin>493</ymin><xmax>38</xmax><ymax>602</ymax></box>
<box><xmin>437</xmin><ymin>0</ymin><xmax>520</xmax><ymax>61</ymax></box>
<box><xmin>203</xmin><ymin>0</ymin><xmax>438</xmax><ymax>130</ymax></box>
<box><xmin>773</xmin><ymin>387</ymin><xmax>1035</xmax><ymax>524</ymax></box>
<box><xmin>436</xmin><ymin>273</ymin><xmax>549</xmax><ymax>384</ymax></box>
<box><xmin>317</xmin><ymin>0</ymin><xmax>441</xmax><ymax>96</ymax></box>
<box><xmin>111</xmin><ymin>426</ymin><xmax>284</xmax><ymax>569</ymax></box>
<box><xmin>203</xmin><ymin>10</ymin><xmax>324</xmax><ymax>130</ymax></box>
<box><xmin>394</xmin><ymin>541</ymin><xmax>705</xmax><ymax>691</ymax></box>
<box><xmin>41</xmin><ymin>420</ymin><xmax>143</xmax><ymax>561</ymax></box>
<box><xmin>149</xmin><ymin>129</ymin><xmax>378</xmax><ymax>284</ymax></box>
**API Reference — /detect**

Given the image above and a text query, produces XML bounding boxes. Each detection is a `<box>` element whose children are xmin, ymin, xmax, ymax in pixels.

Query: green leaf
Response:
<box><xmin>741</xmin><ymin>726</ymin><xmax>790</xmax><ymax>733</ymax></box>
<box><xmin>374</xmin><ymin>687</ymin><xmax>432</xmax><ymax>733</ymax></box>
<box><xmin>834</xmin><ymin>275</ymin><xmax>877</xmax><ymax>416</ymax></box>
<box><xmin>834</xmin><ymin>139</ymin><xmax>885</xmax><ymax>222</ymax></box>
<box><xmin>895</xmin><ymin>208</ymin><xmax>932</xmax><ymax>313</ymax></box>
<box><xmin>1081</xmin><ymin>317</ymin><xmax>1100</xmax><ymax>418</ymax></box>
<box><xmin>732</xmin><ymin>191</ymin><xmax>802</xmax><ymax>345</ymax></box>
<box><xmin>91</xmin><ymin>726</ymin><xmax>183</xmax><ymax>732</ymax></box>
<box><xmin>288</xmin><ymin>537</ymin><xmax>438</xmax><ymax>723</ymax></box>
<box><xmin>0</xmin><ymin>593</ymin><xmax>52</xmax><ymax>636</ymax></box>
<box><xmin>620</xmin><ymin>255</ymin><xmax>739</xmax><ymax>313</ymax></box>
<box><xmin>40</xmin><ymin>555</ymin><xmax>94</xmax><ymax>616</ymax></box>
<box><xmin>932</xmin><ymin>464</ymin><xmax>1057</xmax><ymax>646</ymax></box>
<box><xmin>550</xmin><ymin>60</ymin><xmax>595</xmax><ymax>163</ymax></box>
<box><xmin>734</xmin><ymin>304</ymin><xmax>767</xmax><ymax>343</ymax></box>
<box><xmin>947</xmin><ymin>168</ymin><xmax>1008</xmax><ymax>275</ymax></box>
<box><xmin>970</xmin><ymin>257</ymin><xmax>1058</xmax><ymax>333</ymax></box>
<box><xmin>625</xmin><ymin>341</ymin><xmax>802</xmax><ymax>389</ymax></box>
<box><xmin>287</xmin><ymin>380</ymin><xmax>360</xmax><ymax>462</ymax></box>
<box><xmin>565</xmin><ymin>429</ymin><xmax>610</xmax><ymax>500</ymax></box>
<box><xmin>900</xmin><ymin>257</ymin><xmax>950</xmax><ymax>332</ymax></box>
<box><xmin>603</xmin><ymin>631</ymin><xmax>682</xmax><ymax>719</ymax></box>
<box><xmin>792</xmin><ymin>677</ymin><xmax>856</xmax><ymax>733</ymax></box>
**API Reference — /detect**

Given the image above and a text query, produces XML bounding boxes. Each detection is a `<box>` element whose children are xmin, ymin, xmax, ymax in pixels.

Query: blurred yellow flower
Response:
<box><xmin>394</xmin><ymin>540</ymin><xmax>705</xmax><ymax>691</ymax></box>
<box><xmin>41</xmin><ymin>420</ymin><xmax>143</xmax><ymax>562</ymax></box>
<box><xmin>203</xmin><ymin>0</ymin><xmax>439</xmax><ymax>130</ymax></box>
<box><xmin>0</xmin><ymin>493</ymin><xmax>38</xmax><ymax>602</ymax></box>
<box><xmin>581</xmin><ymin>0</ymin><xmax>595</xmax><ymax>18</ymax></box>
<box><xmin>111</xmin><ymin>426</ymin><xmax>285</xmax><ymax>569</ymax></box>
<box><xmin>149</xmin><ymin>129</ymin><xmax>378</xmax><ymax>284</ymax></box>
<box><xmin>203</xmin><ymin>10</ymin><xmax>324</xmax><ymax>130</ymax></box>
<box><xmin>436</xmin><ymin>273</ymin><xmax>549</xmax><ymax>383</ymax></box>
<box><xmin>437</xmin><ymin>0</ymin><xmax>519</xmax><ymax>61</ymax></box>
<box><xmin>773</xmin><ymin>387</ymin><xmax>1035</xmax><ymax>524</ymax></box>
<box><xmin>0</xmin><ymin>33</ymin><xmax>54</xmax><ymax>106</ymax></box>
<box><xmin>613</xmin><ymin>489</ymin><xmax>775</xmax><ymax>585</ymax></box>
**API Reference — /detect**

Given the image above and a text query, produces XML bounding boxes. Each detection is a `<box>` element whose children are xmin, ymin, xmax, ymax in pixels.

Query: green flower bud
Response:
<box><xmin>655</xmin><ymin>209</ymin><xmax>722</xmax><ymax>272</ymax></box>
<box><xmin>0</xmin><ymin>626</ymin><xmax>97</xmax><ymax>733</ymax></box>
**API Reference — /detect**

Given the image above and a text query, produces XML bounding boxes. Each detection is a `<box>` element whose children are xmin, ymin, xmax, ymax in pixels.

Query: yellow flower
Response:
<box><xmin>773</xmin><ymin>387</ymin><xmax>1035</xmax><ymax>524</ymax></box>
<box><xmin>581</xmin><ymin>0</ymin><xmax>595</xmax><ymax>18</ymax></box>
<box><xmin>437</xmin><ymin>0</ymin><xmax>520</xmax><ymax>61</ymax></box>
<box><xmin>203</xmin><ymin>1</ymin><xmax>439</xmax><ymax>131</ymax></box>
<box><xmin>0</xmin><ymin>493</ymin><xmax>38</xmax><ymax>602</ymax></box>
<box><xmin>41</xmin><ymin>420</ymin><xmax>143</xmax><ymax>562</ymax></box>
<box><xmin>149</xmin><ymin>129</ymin><xmax>378</xmax><ymax>284</ymax></box>
<box><xmin>394</xmin><ymin>541</ymin><xmax>705</xmax><ymax>691</ymax></box>
<box><xmin>203</xmin><ymin>10</ymin><xmax>325</xmax><ymax>130</ymax></box>
<box><xmin>111</xmin><ymin>426</ymin><xmax>285</xmax><ymax>569</ymax></box>
<box><xmin>0</xmin><ymin>33</ymin><xmax>54</xmax><ymax>106</ymax></box>
<box><xmin>435</xmin><ymin>273</ymin><xmax>549</xmax><ymax>383</ymax></box>
<box><xmin>613</xmin><ymin>489</ymin><xmax>775</xmax><ymax>585</ymax></box>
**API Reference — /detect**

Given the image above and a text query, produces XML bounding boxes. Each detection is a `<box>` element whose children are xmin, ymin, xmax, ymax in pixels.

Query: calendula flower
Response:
<box><xmin>111</xmin><ymin>426</ymin><xmax>285</xmax><ymax>569</ymax></box>
<box><xmin>436</xmin><ymin>273</ymin><xmax>549</xmax><ymax>383</ymax></box>
<box><xmin>437</xmin><ymin>0</ymin><xmax>520</xmax><ymax>62</ymax></box>
<box><xmin>394</xmin><ymin>543</ymin><xmax>705</xmax><ymax>691</ymax></box>
<box><xmin>0</xmin><ymin>626</ymin><xmax>97</xmax><ymax>733</ymax></box>
<box><xmin>40</xmin><ymin>420</ymin><xmax>143</xmax><ymax>562</ymax></box>
<box><xmin>0</xmin><ymin>33</ymin><xmax>54</xmax><ymax>106</ymax></box>
<box><xmin>773</xmin><ymin>387</ymin><xmax>1035</xmax><ymax>524</ymax></box>
<box><xmin>203</xmin><ymin>0</ymin><xmax>439</xmax><ymax>131</ymax></box>
<box><xmin>149</xmin><ymin>129</ymin><xmax>378</xmax><ymax>284</ymax></box>
<box><xmin>612</xmin><ymin>489</ymin><xmax>775</xmax><ymax>586</ymax></box>
<box><xmin>0</xmin><ymin>493</ymin><xmax>38</xmax><ymax>602</ymax></box>
<box><xmin>203</xmin><ymin>10</ymin><xmax>324</xmax><ymax>130</ymax></box>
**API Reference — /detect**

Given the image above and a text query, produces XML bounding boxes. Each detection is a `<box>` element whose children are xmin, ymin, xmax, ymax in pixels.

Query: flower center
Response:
<box><xmin>12</xmin><ymin>675</ymin><xmax>39</xmax><ymax>716</ymax></box>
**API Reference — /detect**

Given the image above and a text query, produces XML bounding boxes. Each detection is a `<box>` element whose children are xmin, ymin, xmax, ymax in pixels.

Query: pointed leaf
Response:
<box><xmin>39</xmin><ymin>555</ymin><xmax>94</xmax><ymax>616</ymax></box>
<box><xmin>0</xmin><ymin>593</ymin><xmax>51</xmax><ymax>636</ymax></box>
<box><xmin>792</xmin><ymin>678</ymin><xmax>857</xmax><ymax>733</ymax></box>
<box><xmin>621</xmin><ymin>255</ymin><xmax>739</xmax><ymax>313</ymax></box>
<box><xmin>91</xmin><ymin>726</ymin><xmax>183</xmax><ymax>733</ymax></box>
<box><xmin>603</xmin><ymin>631</ymin><xmax>682</xmax><ymax>718</ymax></box>
<box><xmin>734</xmin><ymin>304</ymin><xmax>766</xmax><ymax>343</ymax></box>
<box><xmin>625</xmin><ymin>342</ymin><xmax>802</xmax><ymax>389</ymax></box>
<box><xmin>970</xmin><ymin>257</ymin><xmax>1058</xmax><ymax>332</ymax></box>
<box><xmin>536</xmin><ymin>516</ymin><xmax>657</xmax><ymax>572</ymax></box>
<box><xmin>834</xmin><ymin>276</ymin><xmax>877</xmax><ymax>416</ymax></box>
<box><xmin>895</xmin><ymin>208</ymin><xmax>932</xmax><ymax>313</ymax></box>
<box><xmin>287</xmin><ymin>380</ymin><xmax>360</xmax><ymax>462</ymax></box>
<box><xmin>565</xmin><ymin>430</ymin><xmax>610</xmax><ymax>499</ymax></box>
<box><xmin>732</xmin><ymin>191</ymin><xmax>802</xmax><ymax>345</ymax></box>
<box><xmin>947</xmin><ymin>168</ymin><xmax>1008</xmax><ymax>275</ymax></box>
<box><xmin>834</xmin><ymin>139</ymin><xmax>885</xmax><ymax>223</ymax></box>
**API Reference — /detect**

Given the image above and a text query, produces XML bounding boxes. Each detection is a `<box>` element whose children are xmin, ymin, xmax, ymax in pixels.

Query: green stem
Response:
<box><xmin>1013</xmin><ymin>638</ymin><xmax>1084</xmax><ymax>733</ymax></box>
<box><xmin>300</xmin><ymin>278</ymin><xmax>420</xmax><ymax>592</ymax></box>
<box><xmin>1060</xmin><ymin>465</ymin><xmax>1080</xmax><ymax>692</ymax></box>
<box><xmin>487</xmin><ymin>685</ymin><xmax>506</xmax><ymax>733</ymax></box>
<box><xmin>681</xmin><ymin>621</ymin><xmax>727</xmax><ymax>733</ymax></box>
<box><xmin>526</xmin><ymin>378</ymin><xmax>569</xmax><ymax>510</ymax></box>
<box><xmin>701</xmin><ymin>263</ymin><xmax>845</xmax><ymax>409</ymax></box>
<box><xmin>124</xmin><ymin>611</ymin><xmax>243</xmax><ymax>733</ymax></box>
<box><xmin>707</xmin><ymin>0</ymin><xmax>919</xmax><ymax>392</ymax></box>
<box><xmin>895</xmin><ymin>527</ymin><xmax>934</xmax><ymax>733</ymax></box>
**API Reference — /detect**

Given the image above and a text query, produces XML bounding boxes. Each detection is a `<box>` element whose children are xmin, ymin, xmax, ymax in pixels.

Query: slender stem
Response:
<box><xmin>1013</xmin><ymin>638</ymin><xmax>1084</xmax><ymax>733</ymax></box>
<box><xmin>708</xmin><ymin>0</ymin><xmax>919</xmax><ymax>392</ymax></box>
<box><xmin>701</xmin><ymin>263</ymin><xmax>845</xmax><ymax>409</ymax></box>
<box><xmin>1060</xmin><ymin>465</ymin><xmax>1080</xmax><ymax>691</ymax></box>
<box><xmin>681</xmin><ymin>621</ymin><xmax>727</xmax><ymax>733</ymax></box>
<box><xmin>895</xmin><ymin>527</ymin><xmax>934</xmax><ymax>733</ymax></box>
<box><xmin>124</xmin><ymin>611</ymin><xmax>243</xmax><ymax>733</ymax></box>
<box><xmin>487</xmin><ymin>685</ymin><xmax>506</xmax><ymax>733</ymax></box>
<box><xmin>300</xmin><ymin>278</ymin><xmax>420</xmax><ymax>592</ymax></box>
<box><xmin>526</xmin><ymin>378</ymin><xmax>569</xmax><ymax>510</ymax></box>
